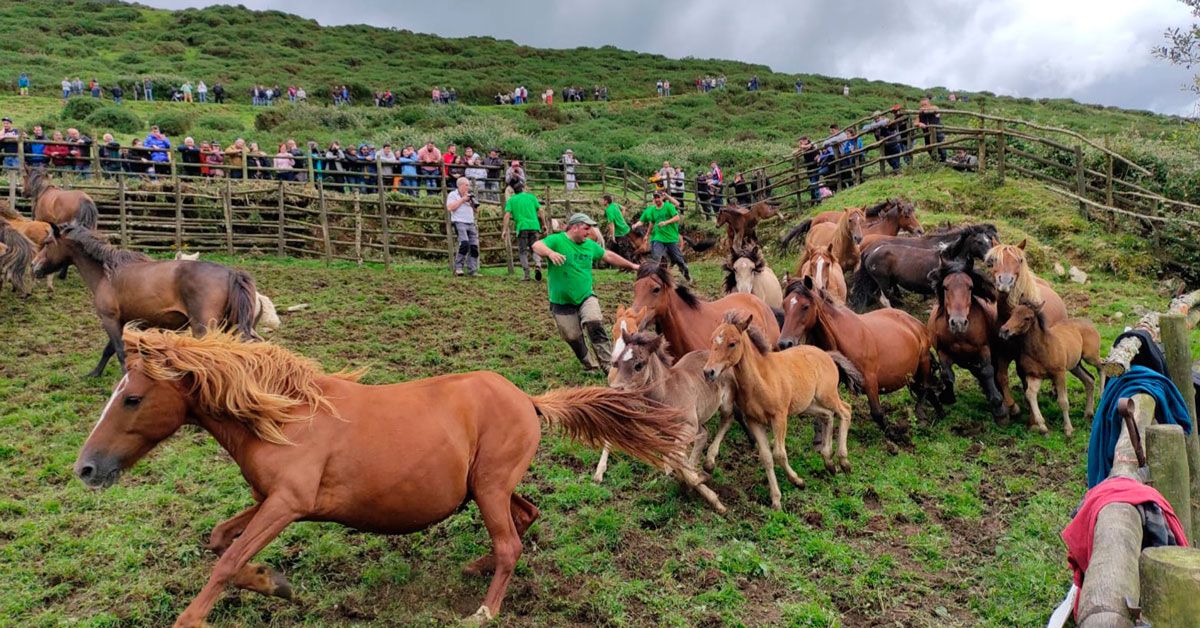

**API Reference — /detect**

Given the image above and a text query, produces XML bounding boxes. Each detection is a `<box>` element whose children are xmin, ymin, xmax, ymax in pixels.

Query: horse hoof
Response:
<box><xmin>702</xmin><ymin>459</ymin><xmax>716</xmax><ymax>473</ymax></box>
<box><xmin>463</xmin><ymin>605</ymin><xmax>495</xmax><ymax>625</ymax></box>
<box><xmin>1064</xmin><ymin>429</ymin><xmax>1074</xmax><ymax>439</ymax></box>
<box><xmin>1034</xmin><ymin>425</ymin><xmax>1049</xmax><ymax>435</ymax></box>
<box><xmin>823</xmin><ymin>459</ymin><xmax>837</xmax><ymax>474</ymax></box>
<box><xmin>461</xmin><ymin>556</ymin><xmax>495</xmax><ymax>577</ymax></box>
<box><xmin>839</xmin><ymin>459</ymin><xmax>852</xmax><ymax>473</ymax></box>
<box><xmin>939</xmin><ymin>391</ymin><xmax>957</xmax><ymax>406</ymax></box>
<box><xmin>591</xmin><ymin>473</ymin><xmax>604</xmax><ymax>483</ymax></box>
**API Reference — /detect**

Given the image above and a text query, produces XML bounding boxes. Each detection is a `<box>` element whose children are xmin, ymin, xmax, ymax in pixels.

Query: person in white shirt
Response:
<box><xmin>197</xmin><ymin>81</ymin><xmax>208</xmax><ymax>103</ymax></box>
<box><xmin>446</xmin><ymin>176</ymin><xmax>480</xmax><ymax>276</ymax></box>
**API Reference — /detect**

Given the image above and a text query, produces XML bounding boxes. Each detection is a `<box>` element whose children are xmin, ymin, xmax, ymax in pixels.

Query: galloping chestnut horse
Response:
<box><xmin>716</xmin><ymin>200</ymin><xmax>779</xmax><ymax>248</ymax></box>
<box><xmin>797</xmin><ymin>243</ymin><xmax>847</xmax><ymax>304</ymax></box>
<box><xmin>74</xmin><ymin>327</ymin><xmax>689</xmax><ymax>626</ymax></box>
<box><xmin>702</xmin><ymin>312</ymin><xmax>861</xmax><ymax>509</ymax></box>
<box><xmin>630</xmin><ymin>263</ymin><xmax>780</xmax><ymax>360</ymax></box>
<box><xmin>801</xmin><ymin>207</ymin><xmax>865</xmax><ymax>271</ymax></box>
<box><xmin>927</xmin><ymin>258</ymin><xmax>1007</xmax><ymax>420</ymax></box>
<box><xmin>850</xmin><ymin>224</ymin><xmax>998</xmax><ymax>310</ymax></box>
<box><xmin>998</xmin><ymin>300</ymin><xmax>1101</xmax><ymax>437</ymax></box>
<box><xmin>1</xmin><ymin>202</ymin><xmax>53</xmax><ymax>291</ymax></box>
<box><xmin>780</xmin><ymin>198</ymin><xmax>923</xmax><ymax>249</ymax></box>
<box><xmin>984</xmin><ymin>240</ymin><xmax>1068</xmax><ymax>417</ymax></box>
<box><xmin>32</xmin><ymin>223</ymin><xmax>259</xmax><ymax>376</ymax></box>
<box><xmin>722</xmin><ymin>244</ymin><xmax>783</xmax><ymax>309</ymax></box>
<box><xmin>24</xmin><ymin>167</ymin><xmax>98</xmax><ymax>227</ymax></box>
<box><xmin>779</xmin><ymin>277</ymin><xmax>941</xmax><ymax>445</ymax></box>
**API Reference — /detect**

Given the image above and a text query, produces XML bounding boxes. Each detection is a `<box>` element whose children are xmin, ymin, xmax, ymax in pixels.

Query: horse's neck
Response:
<box><xmin>69</xmin><ymin>246</ymin><xmax>110</xmax><ymax>294</ymax></box>
<box><xmin>643</xmin><ymin>361</ymin><xmax>673</xmax><ymax>402</ymax></box>
<box><xmin>659</xmin><ymin>293</ymin><xmax>703</xmax><ymax>353</ymax></box>
<box><xmin>732</xmin><ymin>345</ymin><xmax>775</xmax><ymax>397</ymax></box>
<box><xmin>195</xmin><ymin>411</ymin><xmax>256</xmax><ymax>470</ymax></box>
<box><xmin>811</xmin><ymin>303</ymin><xmax>848</xmax><ymax>351</ymax></box>
<box><xmin>832</xmin><ymin>225</ymin><xmax>855</xmax><ymax>260</ymax></box>
<box><xmin>871</xmin><ymin>215</ymin><xmax>899</xmax><ymax>236</ymax></box>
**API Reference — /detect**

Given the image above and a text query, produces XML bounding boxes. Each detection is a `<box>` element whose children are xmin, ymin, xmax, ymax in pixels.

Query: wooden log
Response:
<box><xmin>1104</xmin><ymin>291</ymin><xmax>1200</xmax><ymax>378</ymax></box>
<box><xmin>318</xmin><ymin>184</ymin><xmax>331</xmax><ymax>263</ymax></box>
<box><xmin>222</xmin><ymin>178</ymin><xmax>234</xmax><ymax>255</ymax></box>
<box><xmin>1147</xmin><ymin>423</ymin><xmax>1195</xmax><ymax>545</ymax></box>
<box><xmin>1140</xmin><ymin>546</ymin><xmax>1200</xmax><ymax>626</ymax></box>
<box><xmin>117</xmin><ymin>174</ymin><xmax>128</xmax><ymax>247</ymax></box>
<box><xmin>1077</xmin><ymin>503</ymin><xmax>1142</xmax><ymax>628</ymax></box>
<box><xmin>996</xmin><ymin>126</ymin><xmax>1006</xmax><ymax>183</ymax></box>
<box><xmin>353</xmin><ymin>191</ymin><xmax>362</xmax><ymax>266</ymax></box>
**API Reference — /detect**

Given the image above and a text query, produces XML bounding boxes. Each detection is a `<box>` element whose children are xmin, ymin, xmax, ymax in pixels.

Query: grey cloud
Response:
<box><xmin>142</xmin><ymin>0</ymin><xmax>1199</xmax><ymax>114</ymax></box>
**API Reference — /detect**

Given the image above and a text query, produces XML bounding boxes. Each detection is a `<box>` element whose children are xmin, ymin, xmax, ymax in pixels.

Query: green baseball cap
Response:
<box><xmin>567</xmin><ymin>212</ymin><xmax>597</xmax><ymax>226</ymax></box>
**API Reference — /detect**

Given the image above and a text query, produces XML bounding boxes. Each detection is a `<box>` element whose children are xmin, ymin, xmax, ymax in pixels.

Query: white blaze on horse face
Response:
<box><xmin>733</xmin><ymin>257</ymin><xmax>754</xmax><ymax>293</ymax></box>
<box><xmin>620</xmin><ymin>346</ymin><xmax>635</xmax><ymax>363</ymax></box>
<box><xmin>611</xmin><ymin>322</ymin><xmax>629</xmax><ymax>365</ymax></box>
<box><xmin>814</xmin><ymin>257</ymin><xmax>826</xmax><ymax>289</ymax></box>
<box><xmin>92</xmin><ymin>374</ymin><xmax>129</xmax><ymax>438</ymax></box>
<box><xmin>789</xmin><ymin>296</ymin><xmax>798</xmax><ymax>308</ymax></box>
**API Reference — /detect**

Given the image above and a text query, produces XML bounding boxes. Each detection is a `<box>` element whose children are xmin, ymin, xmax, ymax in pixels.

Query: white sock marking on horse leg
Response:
<box><xmin>92</xmin><ymin>374</ymin><xmax>129</xmax><ymax>438</ymax></box>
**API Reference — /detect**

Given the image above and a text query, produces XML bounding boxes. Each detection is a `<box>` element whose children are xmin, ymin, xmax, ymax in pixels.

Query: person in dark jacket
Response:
<box><xmin>891</xmin><ymin>105</ymin><xmax>913</xmax><ymax>164</ymax></box>
<box><xmin>732</xmin><ymin>173</ymin><xmax>752</xmax><ymax>206</ymax></box>
<box><xmin>916</xmin><ymin>98</ymin><xmax>946</xmax><ymax>162</ymax></box>
<box><xmin>25</xmin><ymin>125</ymin><xmax>48</xmax><ymax>167</ymax></box>
<box><xmin>178</xmin><ymin>136</ymin><xmax>202</xmax><ymax>178</ymax></box>
<box><xmin>98</xmin><ymin>133</ymin><xmax>121</xmax><ymax>174</ymax></box>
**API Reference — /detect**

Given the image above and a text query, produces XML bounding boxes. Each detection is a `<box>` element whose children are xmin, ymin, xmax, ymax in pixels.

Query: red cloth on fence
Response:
<box><xmin>1061</xmin><ymin>476</ymin><xmax>1189</xmax><ymax>617</ymax></box>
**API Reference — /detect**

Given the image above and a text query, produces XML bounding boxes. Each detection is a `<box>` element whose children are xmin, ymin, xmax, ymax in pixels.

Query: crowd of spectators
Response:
<box><xmin>431</xmin><ymin>87</ymin><xmax>458</xmax><ymax>105</ymax></box>
<box><xmin>696</xmin><ymin>75</ymin><xmax>726</xmax><ymax>92</ymax></box>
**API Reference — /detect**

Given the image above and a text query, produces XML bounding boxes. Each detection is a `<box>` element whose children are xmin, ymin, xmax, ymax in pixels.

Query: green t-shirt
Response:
<box><xmin>504</xmin><ymin>192</ymin><xmax>542</xmax><ymax>232</ymax></box>
<box><xmin>604</xmin><ymin>202</ymin><xmax>630</xmax><ymax>237</ymax></box>
<box><xmin>639</xmin><ymin>201</ymin><xmax>680</xmax><ymax>243</ymax></box>
<box><xmin>540</xmin><ymin>231</ymin><xmax>606</xmax><ymax>306</ymax></box>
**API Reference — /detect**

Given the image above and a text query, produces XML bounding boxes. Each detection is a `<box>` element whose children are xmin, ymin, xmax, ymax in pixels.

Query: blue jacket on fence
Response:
<box><xmin>143</xmin><ymin>134</ymin><xmax>171</xmax><ymax>163</ymax></box>
<box><xmin>398</xmin><ymin>154</ymin><xmax>418</xmax><ymax>176</ymax></box>
<box><xmin>1087</xmin><ymin>365</ymin><xmax>1193</xmax><ymax>487</ymax></box>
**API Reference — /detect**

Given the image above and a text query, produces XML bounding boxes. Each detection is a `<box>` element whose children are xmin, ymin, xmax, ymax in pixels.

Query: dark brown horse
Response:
<box><xmin>631</xmin><ymin>263</ymin><xmax>780</xmax><ymax>360</ymax></box>
<box><xmin>779</xmin><ymin>277</ymin><xmax>942</xmax><ymax>445</ymax></box>
<box><xmin>927</xmin><ymin>258</ymin><xmax>1007</xmax><ymax>421</ymax></box>
<box><xmin>31</xmin><ymin>223</ymin><xmax>259</xmax><ymax>376</ymax></box>
<box><xmin>849</xmin><ymin>224</ymin><xmax>999</xmax><ymax>310</ymax></box>
<box><xmin>781</xmin><ymin>198</ymin><xmax>923</xmax><ymax>249</ymax></box>
<box><xmin>716</xmin><ymin>200</ymin><xmax>779</xmax><ymax>248</ymax></box>
<box><xmin>74</xmin><ymin>327</ymin><xmax>689</xmax><ymax>626</ymax></box>
<box><xmin>24</xmin><ymin>167</ymin><xmax>98</xmax><ymax>227</ymax></box>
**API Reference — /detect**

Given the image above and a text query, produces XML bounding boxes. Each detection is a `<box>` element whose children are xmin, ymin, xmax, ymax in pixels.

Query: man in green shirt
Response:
<box><xmin>502</xmin><ymin>182</ymin><xmax>545</xmax><ymax>281</ymax></box>
<box><xmin>601</xmin><ymin>193</ymin><xmax>634</xmax><ymax>259</ymax></box>
<box><xmin>633</xmin><ymin>190</ymin><xmax>691</xmax><ymax>282</ymax></box>
<box><xmin>532</xmin><ymin>212</ymin><xmax>639</xmax><ymax>370</ymax></box>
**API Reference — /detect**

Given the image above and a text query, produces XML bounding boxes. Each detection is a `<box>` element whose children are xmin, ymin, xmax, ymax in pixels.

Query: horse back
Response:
<box><xmin>1032</xmin><ymin>277</ymin><xmax>1069</xmax><ymax>324</ymax></box>
<box><xmin>710</xmin><ymin>292</ymin><xmax>781</xmax><ymax>342</ymax></box>
<box><xmin>671</xmin><ymin>350</ymin><xmax>731</xmax><ymax>421</ymax></box>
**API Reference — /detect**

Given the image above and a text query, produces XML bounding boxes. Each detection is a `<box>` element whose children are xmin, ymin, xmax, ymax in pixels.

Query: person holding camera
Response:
<box><xmin>446</xmin><ymin>176</ymin><xmax>480</xmax><ymax>276</ymax></box>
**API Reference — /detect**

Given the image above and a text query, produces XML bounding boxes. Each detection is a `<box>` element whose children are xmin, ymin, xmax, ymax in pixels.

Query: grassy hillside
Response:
<box><xmin>2</xmin><ymin>171</ymin><xmax>1193</xmax><ymax>627</ymax></box>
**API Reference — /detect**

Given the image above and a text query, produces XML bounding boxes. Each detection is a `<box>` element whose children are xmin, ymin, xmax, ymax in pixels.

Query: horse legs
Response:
<box><xmin>172</xmin><ymin>497</ymin><xmax>298</xmax><ymax>628</ymax></box>
<box><xmin>87</xmin><ymin>340</ymin><xmax>116</xmax><ymax>378</ymax></box>
<box><xmin>814</xmin><ymin>406</ymin><xmax>838</xmax><ymax>473</ymax></box>
<box><xmin>202</xmin><ymin>503</ymin><xmax>293</xmax><ymax>599</ymax></box>
<box><xmin>974</xmin><ymin>357</ymin><xmax>1008</xmax><ymax>424</ymax></box>
<box><xmin>1052</xmin><ymin>371</ymin><xmax>1074</xmax><ymax>438</ymax></box>
<box><xmin>937</xmin><ymin>349</ymin><xmax>957</xmax><ymax>406</ymax></box>
<box><xmin>1071</xmin><ymin>363</ymin><xmax>1097</xmax><ymax>423</ymax></box>
<box><xmin>467</xmin><ymin>491</ymin><xmax>523</xmax><ymax>622</ymax></box>
<box><xmin>835</xmin><ymin>399</ymin><xmax>853</xmax><ymax>473</ymax></box>
<box><xmin>703</xmin><ymin>411</ymin><xmax>737</xmax><ymax>472</ymax></box>
<box><xmin>911</xmin><ymin>350</ymin><xmax>944</xmax><ymax>424</ymax></box>
<box><xmin>746</xmin><ymin>420</ymin><xmax>784</xmax><ymax>509</ymax></box>
<box><xmin>769</xmin><ymin>413</ymin><xmax>805</xmax><ymax>489</ymax></box>
<box><xmin>592</xmin><ymin>446</ymin><xmax>610</xmax><ymax>483</ymax></box>
<box><xmin>1022</xmin><ymin>376</ymin><xmax>1049</xmax><ymax>435</ymax></box>
<box><xmin>463</xmin><ymin>493</ymin><xmax>540</xmax><ymax>576</ymax></box>
<box><xmin>995</xmin><ymin>355</ymin><xmax>1021</xmax><ymax>418</ymax></box>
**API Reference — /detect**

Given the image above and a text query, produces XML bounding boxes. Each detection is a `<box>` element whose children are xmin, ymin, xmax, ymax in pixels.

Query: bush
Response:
<box><xmin>195</xmin><ymin>114</ymin><xmax>243</xmax><ymax>132</ymax></box>
<box><xmin>148</xmin><ymin>111</ymin><xmax>191</xmax><ymax>137</ymax></box>
<box><xmin>85</xmin><ymin>107</ymin><xmax>142</xmax><ymax>134</ymax></box>
<box><xmin>254</xmin><ymin>109</ymin><xmax>287</xmax><ymax>132</ymax></box>
<box><xmin>62</xmin><ymin>97</ymin><xmax>105</xmax><ymax>122</ymax></box>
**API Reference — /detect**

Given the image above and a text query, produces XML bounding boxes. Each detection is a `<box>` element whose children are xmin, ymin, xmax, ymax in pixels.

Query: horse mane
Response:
<box><xmin>986</xmin><ymin>243</ymin><xmax>1042</xmax><ymax>308</ymax></box>
<box><xmin>638</xmin><ymin>262</ymin><xmax>698</xmax><ymax>308</ymax></box>
<box><xmin>722</xmin><ymin>310</ymin><xmax>772</xmax><ymax>355</ymax></box>
<box><xmin>123</xmin><ymin>326</ymin><xmax>363</xmax><ymax>445</ymax></box>
<box><xmin>1018</xmin><ymin>297</ymin><xmax>1048</xmax><ymax>332</ymax></box>
<box><xmin>930</xmin><ymin>258</ymin><xmax>996</xmax><ymax>305</ymax></box>
<box><xmin>722</xmin><ymin>246</ymin><xmax>766</xmax><ymax>293</ymax></box>
<box><xmin>62</xmin><ymin>224</ymin><xmax>150</xmax><ymax>275</ymax></box>
<box><xmin>863</xmin><ymin>199</ymin><xmax>894</xmax><ymax>218</ymax></box>
<box><xmin>0</xmin><ymin>221</ymin><xmax>33</xmax><ymax>275</ymax></box>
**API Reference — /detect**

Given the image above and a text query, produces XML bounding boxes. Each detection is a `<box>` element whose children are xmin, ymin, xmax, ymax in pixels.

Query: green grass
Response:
<box><xmin>2</xmin><ymin>167</ymin><xmax>1192</xmax><ymax>626</ymax></box>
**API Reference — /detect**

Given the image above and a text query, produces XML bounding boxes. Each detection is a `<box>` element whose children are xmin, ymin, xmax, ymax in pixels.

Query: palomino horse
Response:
<box><xmin>74</xmin><ymin>327</ymin><xmax>689</xmax><ymax>626</ymax></box>
<box><xmin>716</xmin><ymin>200</ymin><xmax>779</xmax><ymax>248</ymax></box>
<box><xmin>24</xmin><ymin>167</ymin><xmax>98</xmax><ymax>227</ymax></box>
<box><xmin>797</xmin><ymin>244</ymin><xmax>847</xmax><ymax>304</ymax></box>
<box><xmin>779</xmin><ymin>277</ymin><xmax>941</xmax><ymax>445</ymax></box>
<box><xmin>0</xmin><ymin>221</ymin><xmax>33</xmax><ymax>298</ymax></box>
<box><xmin>31</xmin><ymin>223</ymin><xmax>260</xmax><ymax>376</ymax></box>
<box><xmin>983</xmin><ymin>240</ymin><xmax>1068</xmax><ymax>417</ymax></box>
<box><xmin>630</xmin><ymin>263</ymin><xmax>780</xmax><ymax>360</ymax></box>
<box><xmin>1</xmin><ymin>203</ymin><xmax>53</xmax><ymax>291</ymax></box>
<box><xmin>603</xmin><ymin>331</ymin><xmax>734</xmax><ymax>514</ymax></box>
<box><xmin>801</xmin><ymin>207</ymin><xmax>864</xmax><ymax>271</ymax></box>
<box><xmin>927</xmin><ymin>258</ymin><xmax>1007</xmax><ymax>421</ymax></box>
<box><xmin>702</xmin><ymin>312</ymin><xmax>861</xmax><ymax>509</ymax></box>
<box><xmin>780</xmin><ymin>198</ymin><xmax>923</xmax><ymax>249</ymax></box>
<box><xmin>722</xmin><ymin>244</ymin><xmax>783</xmax><ymax>309</ymax></box>
<box><xmin>850</xmin><ymin>224</ymin><xmax>999</xmax><ymax>310</ymax></box>
<box><xmin>998</xmin><ymin>300</ymin><xmax>1101</xmax><ymax>437</ymax></box>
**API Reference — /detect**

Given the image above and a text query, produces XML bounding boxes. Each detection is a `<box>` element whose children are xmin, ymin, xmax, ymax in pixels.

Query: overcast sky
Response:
<box><xmin>143</xmin><ymin>0</ymin><xmax>1200</xmax><ymax>115</ymax></box>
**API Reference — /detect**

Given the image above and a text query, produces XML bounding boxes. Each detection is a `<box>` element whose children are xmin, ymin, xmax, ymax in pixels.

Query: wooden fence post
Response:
<box><xmin>996</xmin><ymin>124</ymin><xmax>1006</xmax><ymax>184</ymax></box>
<box><xmin>1140</xmin><ymin>546</ymin><xmax>1200</xmax><ymax>626</ymax></box>
<box><xmin>7</xmin><ymin>169</ymin><xmax>15</xmax><ymax>210</ymax></box>
<box><xmin>1146</xmin><ymin>424</ymin><xmax>1192</xmax><ymax>543</ymax></box>
<box><xmin>1074</xmin><ymin>144</ymin><xmax>1087</xmax><ymax>216</ymax></box>
<box><xmin>1104</xmin><ymin>137</ymin><xmax>1114</xmax><ymax>208</ymax></box>
<box><xmin>222</xmin><ymin>177</ymin><xmax>234</xmax><ymax>255</ymax></box>
<box><xmin>318</xmin><ymin>182</ymin><xmax>331</xmax><ymax>264</ymax></box>
<box><xmin>353</xmin><ymin>190</ymin><xmax>363</xmax><ymax>266</ymax></box>
<box><xmin>117</xmin><ymin>172</ymin><xmax>128</xmax><ymax>246</ymax></box>
<box><xmin>376</xmin><ymin>155</ymin><xmax>390</xmax><ymax>266</ymax></box>
<box><xmin>1161</xmin><ymin>313</ymin><xmax>1200</xmax><ymax>536</ymax></box>
<box><xmin>976</xmin><ymin>127</ymin><xmax>986</xmax><ymax>172</ymax></box>
<box><xmin>90</xmin><ymin>141</ymin><xmax>100</xmax><ymax>179</ymax></box>
<box><xmin>276</xmin><ymin>180</ymin><xmax>286</xmax><ymax>257</ymax></box>
<box><xmin>173</xmin><ymin>165</ymin><xmax>184</xmax><ymax>251</ymax></box>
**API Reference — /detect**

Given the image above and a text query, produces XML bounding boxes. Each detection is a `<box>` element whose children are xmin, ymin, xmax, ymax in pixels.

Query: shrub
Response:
<box><xmin>62</xmin><ymin>97</ymin><xmax>105</xmax><ymax>122</ymax></box>
<box><xmin>148</xmin><ymin>111</ymin><xmax>191</xmax><ymax>137</ymax></box>
<box><xmin>254</xmin><ymin>109</ymin><xmax>287</xmax><ymax>132</ymax></box>
<box><xmin>85</xmin><ymin>107</ymin><xmax>142</xmax><ymax>134</ymax></box>
<box><xmin>195</xmin><ymin>114</ymin><xmax>243</xmax><ymax>132</ymax></box>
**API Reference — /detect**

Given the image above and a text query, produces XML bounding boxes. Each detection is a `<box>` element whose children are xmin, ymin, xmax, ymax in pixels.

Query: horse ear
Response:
<box><xmin>1017</xmin><ymin>238</ymin><xmax>1026</xmax><ymax>250</ymax></box>
<box><xmin>735</xmin><ymin>314</ymin><xmax>753</xmax><ymax>332</ymax></box>
<box><xmin>647</xmin><ymin>333</ymin><xmax>665</xmax><ymax>354</ymax></box>
<box><xmin>616</xmin><ymin>304</ymin><xmax>626</xmax><ymax>317</ymax></box>
<box><xmin>824</xmin><ymin>243</ymin><xmax>833</xmax><ymax>255</ymax></box>
<box><xmin>50</xmin><ymin>222</ymin><xmax>62</xmax><ymax>239</ymax></box>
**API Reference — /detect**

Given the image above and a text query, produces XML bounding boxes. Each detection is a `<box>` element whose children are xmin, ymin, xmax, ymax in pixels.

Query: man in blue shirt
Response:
<box><xmin>143</xmin><ymin>126</ymin><xmax>172</xmax><ymax>173</ymax></box>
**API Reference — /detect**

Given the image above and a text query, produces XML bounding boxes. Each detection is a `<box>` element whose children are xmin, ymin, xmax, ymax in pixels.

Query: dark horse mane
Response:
<box><xmin>24</xmin><ymin>168</ymin><xmax>50</xmax><ymax>203</ymax></box>
<box><xmin>723</xmin><ymin>310</ymin><xmax>772</xmax><ymax>355</ymax></box>
<box><xmin>929</xmin><ymin>258</ymin><xmax>996</xmax><ymax>306</ymax></box>
<box><xmin>863</xmin><ymin>198</ymin><xmax>896</xmax><ymax>218</ymax></box>
<box><xmin>1018</xmin><ymin>297</ymin><xmax>1049</xmax><ymax>332</ymax></box>
<box><xmin>61</xmin><ymin>223</ymin><xmax>150</xmax><ymax>275</ymax></box>
<box><xmin>626</xmin><ymin>331</ymin><xmax>675</xmax><ymax>367</ymax></box>
<box><xmin>637</xmin><ymin>262</ymin><xmax>699</xmax><ymax>308</ymax></box>
<box><xmin>721</xmin><ymin>245</ymin><xmax>765</xmax><ymax>293</ymax></box>
<box><xmin>937</xmin><ymin>223</ymin><xmax>998</xmax><ymax>261</ymax></box>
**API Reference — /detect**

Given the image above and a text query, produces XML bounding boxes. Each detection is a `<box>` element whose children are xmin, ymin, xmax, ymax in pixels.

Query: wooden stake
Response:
<box><xmin>1140</xmin><ymin>546</ymin><xmax>1200</xmax><ymax>626</ymax></box>
<box><xmin>223</xmin><ymin>177</ymin><xmax>233</xmax><ymax>255</ymax></box>
<box><xmin>117</xmin><ymin>173</ymin><xmax>128</xmax><ymax>246</ymax></box>
<box><xmin>353</xmin><ymin>190</ymin><xmax>362</xmax><ymax>266</ymax></box>
<box><xmin>276</xmin><ymin>180</ymin><xmax>285</xmax><ymax>257</ymax></box>
<box><xmin>1146</xmin><ymin>423</ymin><xmax>1192</xmax><ymax>543</ymax></box>
<box><xmin>1161</xmin><ymin>313</ymin><xmax>1200</xmax><ymax>536</ymax></box>
<box><xmin>318</xmin><ymin>183</ymin><xmax>331</xmax><ymax>264</ymax></box>
<box><xmin>377</xmin><ymin>155</ymin><xmax>390</xmax><ymax>266</ymax></box>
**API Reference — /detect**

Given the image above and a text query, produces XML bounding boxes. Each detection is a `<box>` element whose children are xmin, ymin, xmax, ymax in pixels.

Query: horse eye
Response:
<box><xmin>652</xmin><ymin>286</ymin><xmax>661</xmax><ymax>293</ymax></box>
<box><xmin>633</xmin><ymin>362</ymin><xmax>645</xmax><ymax>372</ymax></box>
<box><xmin>727</xmin><ymin>341</ymin><xmax>736</xmax><ymax>348</ymax></box>
<box><xmin>123</xmin><ymin>395</ymin><xmax>142</xmax><ymax>408</ymax></box>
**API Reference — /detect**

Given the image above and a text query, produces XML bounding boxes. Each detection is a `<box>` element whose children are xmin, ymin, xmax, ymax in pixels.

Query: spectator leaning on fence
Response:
<box><xmin>144</xmin><ymin>126</ymin><xmax>171</xmax><ymax>172</ymax></box>
<box><xmin>398</xmin><ymin>145</ymin><xmax>418</xmax><ymax>195</ymax></box>
<box><xmin>274</xmin><ymin>143</ymin><xmax>295</xmax><ymax>180</ymax></box>
<box><xmin>45</xmin><ymin>131</ymin><xmax>70</xmax><ymax>169</ymax></box>
<box><xmin>178</xmin><ymin>137</ymin><xmax>201</xmax><ymax>177</ymax></box>
<box><xmin>532</xmin><ymin>212</ymin><xmax>638</xmax><ymax>371</ymax></box>
<box><xmin>417</xmin><ymin>141</ymin><xmax>441</xmax><ymax>192</ymax></box>
<box><xmin>25</xmin><ymin>125</ymin><xmax>48</xmax><ymax>167</ymax></box>
<box><xmin>916</xmin><ymin>98</ymin><xmax>946</xmax><ymax>162</ymax></box>
<box><xmin>99</xmin><ymin>133</ymin><xmax>120</xmax><ymax>173</ymax></box>
<box><xmin>225</xmin><ymin>138</ymin><xmax>248</xmax><ymax>178</ymax></box>
<box><xmin>502</xmin><ymin>181</ymin><xmax>545</xmax><ymax>281</ymax></box>
<box><xmin>446</xmin><ymin>176</ymin><xmax>481</xmax><ymax>277</ymax></box>
<box><xmin>633</xmin><ymin>190</ymin><xmax>692</xmax><ymax>282</ymax></box>
<box><xmin>66</xmin><ymin>128</ymin><xmax>92</xmax><ymax>177</ymax></box>
<box><xmin>1</xmin><ymin>118</ymin><xmax>20</xmax><ymax>170</ymax></box>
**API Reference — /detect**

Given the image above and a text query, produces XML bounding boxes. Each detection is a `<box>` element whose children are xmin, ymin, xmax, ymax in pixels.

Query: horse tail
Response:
<box><xmin>780</xmin><ymin>219</ymin><xmax>812</xmax><ymax>250</ymax></box>
<box><xmin>225</xmin><ymin>270</ymin><xmax>260</xmax><ymax>340</ymax></box>
<box><xmin>848</xmin><ymin>259</ymin><xmax>881</xmax><ymax>311</ymax></box>
<box><xmin>531</xmin><ymin>387</ymin><xmax>688</xmax><ymax>468</ymax></box>
<box><xmin>828</xmin><ymin>351</ymin><xmax>864</xmax><ymax>395</ymax></box>
<box><xmin>0</xmin><ymin>227</ymin><xmax>32</xmax><ymax>296</ymax></box>
<box><xmin>684</xmin><ymin>234</ymin><xmax>718</xmax><ymax>253</ymax></box>
<box><xmin>75</xmin><ymin>195</ymin><xmax>98</xmax><ymax>230</ymax></box>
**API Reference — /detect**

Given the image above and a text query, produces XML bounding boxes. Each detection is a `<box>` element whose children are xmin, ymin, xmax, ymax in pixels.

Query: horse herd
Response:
<box><xmin>5</xmin><ymin>174</ymin><xmax>1104</xmax><ymax>624</ymax></box>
